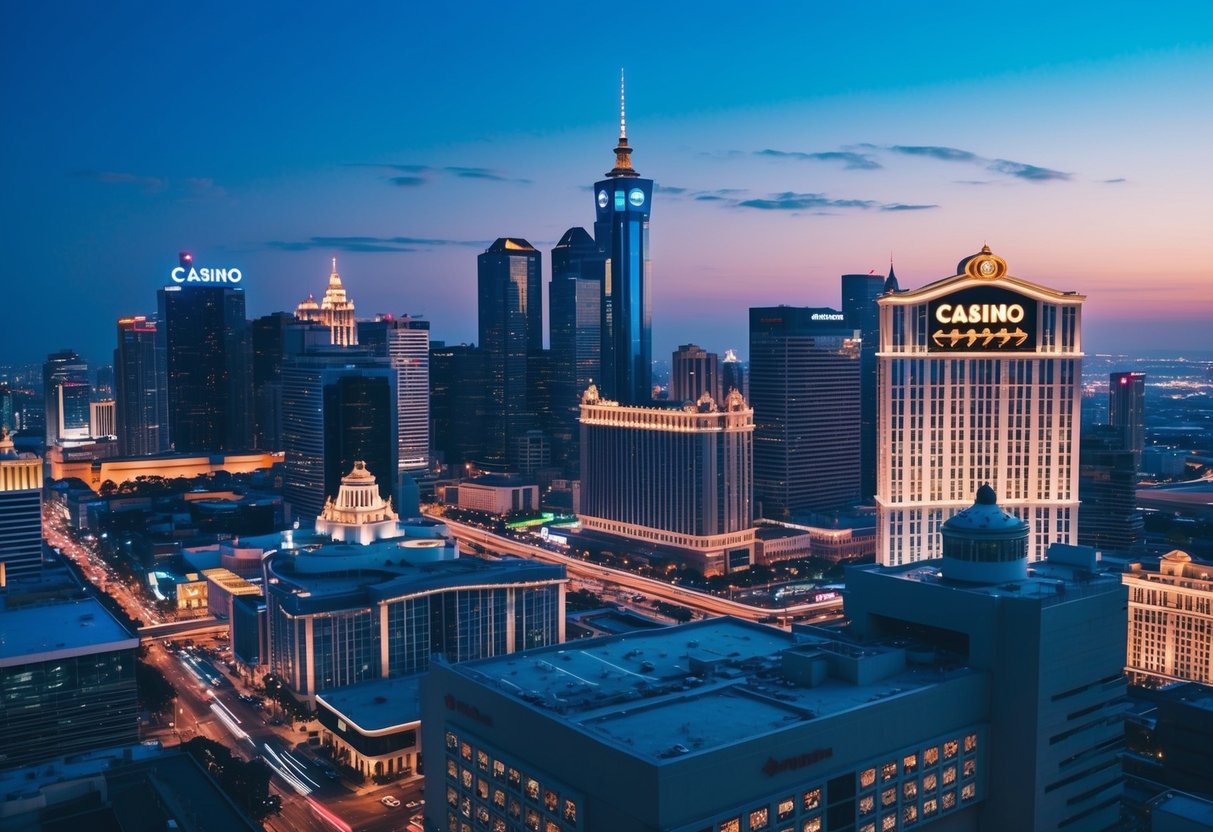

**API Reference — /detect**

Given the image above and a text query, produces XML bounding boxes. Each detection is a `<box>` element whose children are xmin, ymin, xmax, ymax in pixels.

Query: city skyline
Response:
<box><xmin>4</xmin><ymin>3</ymin><xmax>1213</xmax><ymax>368</ymax></box>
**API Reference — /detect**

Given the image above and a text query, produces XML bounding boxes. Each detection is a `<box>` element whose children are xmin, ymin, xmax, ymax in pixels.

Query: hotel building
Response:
<box><xmin>876</xmin><ymin>246</ymin><xmax>1083</xmax><ymax>565</ymax></box>
<box><xmin>422</xmin><ymin>487</ymin><xmax>1126</xmax><ymax>832</ymax></box>
<box><xmin>0</xmin><ymin>431</ymin><xmax>43</xmax><ymax>583</ymax></box>
<box><xmin>578</xmin><ymin>385</ymin><xmax>755</xmax><ymax>575</ymax></box>
<box><xmin>296</xmin><ymin>258</ymin><xmax>358</xmax><ymax>346</ymax></box>
<box><xmin>1123</xmin><ymin>550</ymin><xmax>1213</xmax><ymax>686</ymax></box>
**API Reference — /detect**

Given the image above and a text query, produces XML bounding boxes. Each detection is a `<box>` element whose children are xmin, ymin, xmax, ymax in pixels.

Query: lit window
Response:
<box><xmin>544</xmin><ymin>790</ymin><xmax>558</xmax><ymax>812</ymax></box>
<box><xmin>860</xmin><ymin>768</ymin><xmax>877</xmax><ymax>788</ymax></box>
<box><xmin>524</xmin><ymin>808</ymin><xmax>540</xmax><ymax>831</ymax></box>
<box><xmin>943</xmin><ymin>791</ymin><xmax>956</xmax><ymax>810</ymax></box>
<box><xmin>881</xmin><ymin>787</ymin><xmax>896</xmax><ymax>807</ymax></box>
<box><xmin>803</xmin><ymin>788</ymin><xmax>821</xmax><ymax>811</ymax></box>
<box><xmin>801</xmin><ymin>819</ymin><xmax>821</xmax><ymax>832</ymax></box>
<box><xmin>476</xmin><ymin>805</ymin><xmax>489</xmax><ymax>824</ymax></box>
<box><xmin>720</xmin><ymin>819</ymin><xmax>740</xmax><ymax>832</ymax></box>
<box><xmin>545</xmin><ymin>823</ymin><xmax>559</xmax><ymax>832</ymax></box>
<box><xmin>881</xmin><ymin>815</ymin><xmax>896</xmax><ymax>832</ymax></box>
<box><xmin>462</xmin><ymin>742</ymin><xmax>473</xmax><ymax>761</ymax></box>
<box><xmin>508</xmin><ymin>798</ymin><xmax>520</xmax><ymax>818</ymax></box>
<box><xmin>564</xmin><ymin>799</ymin><xmax>577</xmax><ymax>824</ymax></box>
<box><xmin>881</xmin><ymin>761</ymin><xmax>897</xmax><ymax>781</ymax></box>
<box><xmin>903</xmin><ymin>781</ymin><xmax>917</xmax><ymax>800</ymax></box>
<box><xmin>860</xmin><ymin>824</ymin><xmax>876</xmax><ymax>832</ymax></box>
<box><xmin>750</xmin><ymin>808</ymin><xmax>769</xmax><ymax>830</ymax></box>
<box><xmin>903</xmin><ymin>753</ymin><xmax>917</xmax><ymax>774</ymax></box>
<box><xmin>963</xmin><ymin>759</ymin><xmax>976</xmax><ymax>778</ymax></box>
<box><xmin>493</xmin><ymin>760</ymin><xmax>505</xmax><ymax>780</ymax></box>
<box><xmin>525</xmin><ymin>778</ymin><xmax>540</xmax><ymax>800</ymax></box>
<box><xmin>923</xmin><ymin>773</ymin><xmax>937</xmax><ymax>792</ymax></box>
<box><xmin>859</xmin><ymin>795</ymin><xmax>875</xmax><ymax>816</ymax></box>
<box><xmin>447</xmin><ymin>760</ymin><xmax>458</xmax><ymax>780</ymax></box>
<box><xmin>943</xmin><ymin>740</ymin><xmax>958</xmax><ymax>759</ymax></box>
<box><xmin>962</xmin><ymin>783</ymin><xmax>976</xmax><ymax>801</ymax></box>
<box><xmin>447</xmin><ymin>786</ymin><xmax>458</xmax><ymax>806</ymax></box>
<box><xmin>964</xmin><ymin>733</ymin><xmax>977</xmax><ymax>753</ymax></box>
<box><xmin>903</xmin><ymin>804</ymin><xmax>917</xmax><ymax>825</ymax></box>
<box><xmin>943</xmin><ymin>766</ymin><xmax>956</xmax><ymax>786</ymax></box>
<box><xmin>477</xmin><ymin>778</ymin><xmax>489</xmax><ymax>800</ymax></box>
<box><xmin>493</xmin><ymin>789</ymin><xmax>505</xmax><ymax>808</ymax></box>
<box><xmin>924</xmin><ymin>747</ymin><xmax>939</xmax><ymax>766</ymax></box>
<box><xmin>509</xmin><ymin>768</ymin><xmax>521</xmax><ymax>787</ymax></box>
<box><xmin>462</xmin><ymin>769</ymin><xmax>473</xmax><ymax>789</ymax></box>
<box><xmin>460</xmin><ymin>797</ymin><xmax>471</xmax><ymax>818</ymax></box>
<box><xmin>446</xmin><ymin>731</ymin><xmax>458</xmax><ymax>750</ymax></box>
<box><xmin>778</xmin><ymin>798</ymin><xmax>795</xmax><ymax>821</ymax></box>
<box><xmin>493</xmin><ymin>819</ymin><xmax>506</xmax><ymax>832</ymax></box>
<box><xmin>478</xmin><ymin>750</ymin><xmax>489</xmax><ymax>771</ymax></box>
<box><xmin>923</xmin><ymin>798</ymin><xmax>938</xmax><ymax>817</ymax></box>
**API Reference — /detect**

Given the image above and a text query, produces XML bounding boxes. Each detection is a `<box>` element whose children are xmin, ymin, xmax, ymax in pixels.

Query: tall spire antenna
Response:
<box><xmin>620</xmin><ymin>68</ymin><xmax>627</xmax><ymax>140</ymax></box>
<box><xmin>607</xmin><ymin>69</ymin><xmax>640</xmax><ymax>178</ymax></box>
<box><xmin>332</xmin><ymin>256</ymin><xmax>337</xmax><ymax>273</ymax></box>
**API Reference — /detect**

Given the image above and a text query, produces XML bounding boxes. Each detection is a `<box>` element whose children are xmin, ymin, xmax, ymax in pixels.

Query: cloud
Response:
<box><xmin>182</xmin><ymin>177</ymin><xmax>227</xmax><ymax>199</ymax></box>
<box><xmin>389</xmin><ymin>176</ymin><xmax>427</xmax><ymax>187</ymax></box>
<box><xmin>348</xmin><ymin>162</ymin><xmax>529</xmax><ymax>186</ymax></box>
<box><xmin>756</xmin><ymin>149</ymin><xmax>882</xmax><ymax>170</ymax></box>
<box><xmin>72</xmin><ymin>170</ymin><xmax>168</xmax><ymax>193</ymax></box>
<box><xmin>986</xmin><ymin>159</ymin><xmax>1071</xmax><ymax>182</ymax></box>
<box><xmin>1102</xmin><ymin>177</ymin><xmax>1127</xmax><ymax>184</ymax></box>
<box><xmin>889</xmin><ymin>145</ymin><xmax>980</xmax><ymax>164</ymax></box>
<box><xmin>265</xmin><ymin>235</ymin><xmax>489</xmax><ymax>253</ymax></box>
<box><xmin>656</xmin><ymin>184</ymin><xmax>689</xmax><ymax>194</ymax></box>
<box><xmin>735</xmin><ymin>191</ymin><xmax>938</xmax><ymax>213</ymax></box>
<box><xmin>885</xmin><ymin>144</ymin><xmax>1070</xmax><ymax>182</ymax></box>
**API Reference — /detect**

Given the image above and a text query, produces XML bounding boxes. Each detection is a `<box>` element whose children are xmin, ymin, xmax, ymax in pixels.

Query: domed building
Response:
<box><xmin>295</xmin><ymin>257</ymin><xmax>357</xmax><ymax>346</ymax></box>
<box><xmin>314</xmin><ymin>460</ymin><xmax>399</xmax><ymax>545</ymax></box>
<box><xmin>940</xmin><ymin>484</ymin><xmax>1029</xmax><ymax>584</ymax></box>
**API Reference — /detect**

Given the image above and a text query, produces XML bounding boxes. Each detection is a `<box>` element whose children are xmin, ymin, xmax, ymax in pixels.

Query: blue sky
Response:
<box><xmin>3</xmin><ymin>2</ymin><xmax>1212</xmax><ymax>367</ymax></box>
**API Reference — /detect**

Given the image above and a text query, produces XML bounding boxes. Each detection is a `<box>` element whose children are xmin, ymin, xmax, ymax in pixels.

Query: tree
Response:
<box><xmin>136</xmin><ymin>659</ymin><xmax>177</xmax><ymax>713</ymax></box>
<box><xmin>183</xmin><ymin>737</ymin><xmax>277</xmax><ymax>821</ymax></box>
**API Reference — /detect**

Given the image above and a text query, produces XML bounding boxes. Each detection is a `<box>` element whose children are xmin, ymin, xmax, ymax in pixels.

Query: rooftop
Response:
<box><xmin>0</xmin><ymin>598</ymin><xmax>139</xmax><ymax>666</ymax></box>
<box><xmin>316</xmin><ymin>673</ymin><xmax>423</xmax><ymax>733</ymax></box>
<box><xmin>452</xmin><ymin>617</ymin><xmax>972</xmax><ymax>762</ymax></box>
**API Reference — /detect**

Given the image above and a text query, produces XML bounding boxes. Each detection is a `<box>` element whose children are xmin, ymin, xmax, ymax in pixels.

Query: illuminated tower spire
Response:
<box><xmin>607</xmin><ymin>69</ymin><xmax>639</xmax><ymax>178</ymax></box>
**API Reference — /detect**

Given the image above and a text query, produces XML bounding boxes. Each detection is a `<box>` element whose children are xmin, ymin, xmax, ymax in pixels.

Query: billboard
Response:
<box><xmin>927</xmin><ymin>285</ymin><xmax>1037</xmax><ymax>352</ymax></box>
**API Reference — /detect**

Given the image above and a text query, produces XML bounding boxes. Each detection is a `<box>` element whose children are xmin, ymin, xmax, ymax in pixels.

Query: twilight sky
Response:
<box><xmin>3</xmin><ymin>2</ymin><xmax>1212</xmax><ymax>368</ymax></box>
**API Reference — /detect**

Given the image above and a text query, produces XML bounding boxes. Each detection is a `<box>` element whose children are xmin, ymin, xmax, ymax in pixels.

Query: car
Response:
<box><xmin>406</xmin><ymin>800</ymin><xmax>421</xmax><ymax>809</ymax></box>
<box><xmin>380</xmin><ymin>796</ymin><xmax>401</xmax><ymax>808</ymax></box>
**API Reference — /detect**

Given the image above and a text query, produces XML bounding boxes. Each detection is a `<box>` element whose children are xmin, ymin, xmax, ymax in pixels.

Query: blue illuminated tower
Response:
<box><xmin>594</xmin><ymin>73</ymin><xmax>653</xmax><ymax>405</ymax></box>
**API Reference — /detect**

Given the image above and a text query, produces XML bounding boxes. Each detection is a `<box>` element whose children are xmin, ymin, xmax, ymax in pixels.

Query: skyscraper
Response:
<box><xmin>670</xmin><ymin>343</ymin><xmax>722</xmax><ymax>404</ymax></box>
<box><xmin>114</xmin><ymin>316</ymin><xmax>169</xmax><ymax>456</ymax></box>
<box><xmin>549</xmin><ymin>227</ymin><xmax>604</xmax><ymax>473</ymax></box>
<box><xmin>876</xmin><ymin>246</ymin><xmax>1083</xmax><ymax>565</ymax></box>
<box><xmin>478</xmin><ymin>238</ymin><xmax>542</xmax><ymax>471</ymax></box>
<box><xmin>1078</xmin><ymin>424</ymin><xmax>1143</xmax><ymax>551</ymax></box>
<box><xmin>1109</xmin><ymin>370</ymin><xmax>1146</xmax><ymax>468</ymax></box>
<box><xmin>429</xmin><ymin>343</ymin><xmax>488</xmax><ymax>472</ymax></box>
<box><xmin>281</xmin><ymin>352</ymin><xmax>396</xmax><ymax>521</ymax></box>
<box><xmin>358</xmin><ymin>315</ymin><xmax>431</xmax><ymax>474</ymax></box>
<box><xmin>594</xmin><ymin>76</ymin><xmax>653</xmax><ymax>405</ymax></box>
<box><xmin>296</xmin><ymin>258</ymin><xmax>358</xmax><ymax>346</ymax></box>
<box><xmin>721</xmin><ymin>349</ymin><xmax>747</xmax><ymax>400</ymax></box>
<box><xmin>0</xmin><ymin>430</ymin><xmax>43</xmax><ymax>584</ymax></box>
<box><xmin>842</xmin><ymin>270</ymin><xmax>887</xmax><ymax>501</ymax></box>
<box><xmin>749</xmin><ymin>306</ymin><xmax>860</xmax><ymax>519</ymax></box>
<box><xmin>250</xmin><ymin>311</ymin><xmax>298</xmax><ymax>451</ymax></box>
<box><xmin>42</xmin><ymin>349</ymin><xmax>90</xmax><ymax>447</ymax></box>
<box><xmin>158</xmin><ymin>258</ymin><xmax>252</xmax><ymax>453</ymax></box>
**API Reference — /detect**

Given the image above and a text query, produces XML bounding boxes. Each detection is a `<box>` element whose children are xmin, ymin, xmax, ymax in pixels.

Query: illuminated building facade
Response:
<box><xmin>0</xmin><ymin>431</ymin><xmax>43</xmax><ymax>583</ymax></box>
<box><xmin>876</xmin><ymin>246</ymin><xmax>1083</xmax><ymax>565</ymax></box>
<box><xmin>89</xmin><ymin>399</ymin><xmax>115</xmax><ymax>438</ymax></box>
<box><xmin>296</xmin><ymin>258</ymin><xmax>358</xmax><ymax>346</ymax></box>
<box><xmin>749</xmin><ymin>306</ymin><xmax>860</xmax><ymax>519</ymax></box>
<box><xmin>114</xmin><ymin>315</ymin><xmax>169</xmax><ymax>456</ymax></box>
<box><xmin>158</xmin><ymin>278</ymin><xmax>252</xmax><ymax>454</ymax></box>
<box><xmin>314</xmin><ymin>461</ymin><xmax>400</xmax><ymax>545</ymax></box>
<box><xmin>579</xmin><ymin>385</ymin><xmax>755</xmax><ymax>575</ymax></box>
<box><xmin>1124</xmin><ymin>550</ymin><xmax>1213</xmax><ymax>686</ymax></box>
<box><xmin>358</xmin><ymin>315</ymin><xmax>431</xmax><ymax>473</ymax></box>
<box><xmin>842</xmin><ymin>271</ymin><xmax>888</xmax><ymax>501</ymax></box>
<box><xmin>478</xmin><ymin>238</ymin><xmax>542</xmax><ymax>471</ymax></box>
<box><xmin>594</xmin><ymin>77</ymin><xmax>653</xmax><ymax>405</ymax></box>
<box><xmin>670</xmin><ymin>343</ymin><xmax>722</xmax><ymax>404</ymax></box>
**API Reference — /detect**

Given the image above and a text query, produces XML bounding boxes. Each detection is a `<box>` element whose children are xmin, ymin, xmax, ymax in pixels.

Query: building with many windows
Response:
<box><xmin>1124</xmin><ymin>550</ymin><xmax>1213</xmax><ymax>686</ymax></box>
<box><xmin>358</xmin><ymin>315</ymin><xmax>431</xmax><ymax>474</ymax></box>
<box><xmin>114</xmin><ymin>315</ymin><xmax>169</xmax><ymax>456</ymax></box>
<box><xmin>670</xmin><ymin>344</ymin><xmax>722</xmax><ymax>404</ymax></box>
<box><xmin>1109</xmin><ymin>370</ymin><xmax>1146</xmax><ymax>469</ymax></box>
<box><xmin>749</xmin><ymin>306</ymin><xmax>860</xmax><ymax>519</ymax></box>
<box><xmin>0</xmin><ymin>431</ymin><xmax>42</xmax><ymax>584</ymax></box>
<box><xmin>876</xmin><ymin>246</ymin><xmax>1083</xmax><ymax>565</ymax></box>
<box><xmin>422</xmin><ymin>487</ymin><xmax>1125</xmax><ymax>832</ymax></box>
<box><xmin>296</xmin><ymin>258</ymin><xmax>358</xmax><ymax>346</ymax></box>
<box><xmin>0</xmin><ymin>598</ymin><xmax>139</xmax><ymax>768</ymax></box>
<box><xmin>579</xmin><ymin>385</ymin><xmax>754</xmax><ymax>575</ymax></box>
<box><xmin>42</xmin><ymin>349</ymin><xmax>91</xmax><ymax>447</ymax></box>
